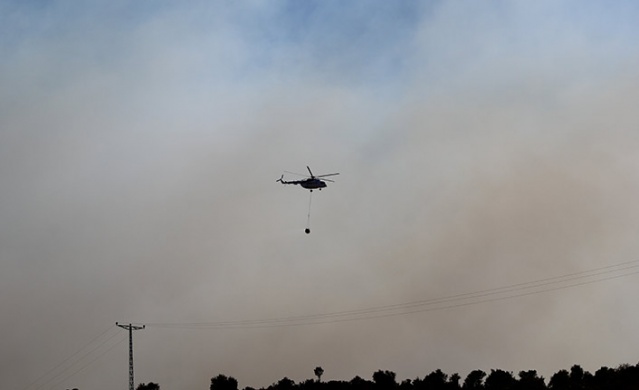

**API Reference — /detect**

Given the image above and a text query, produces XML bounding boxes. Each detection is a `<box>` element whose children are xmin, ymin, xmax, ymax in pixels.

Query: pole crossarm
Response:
<box><xmin>116</xmin><ymin>323</ymin><xmax>145</xmax><ymax>331</ymax></box>
<box><xmin>116</xmin><ymin>322</ymin><xmax>145</xmax><ymax>390</ymax></box>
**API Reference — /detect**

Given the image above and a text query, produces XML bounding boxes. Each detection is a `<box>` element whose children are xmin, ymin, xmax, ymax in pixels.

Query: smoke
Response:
<box><xmin>2</xmin><ymin>1</ymin><xmax>639</xmax><ymax>389</ymax></box>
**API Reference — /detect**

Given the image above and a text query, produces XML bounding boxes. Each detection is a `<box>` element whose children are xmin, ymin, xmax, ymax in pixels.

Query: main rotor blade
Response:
<box><xmin>315</xmin><ymin>173</ymin><xmax>339</xmax><ymax>178</ymax></box>
<box><xmin>322</xmin><ymin>178</ymin><xmax>335</xmax><ymax>183</ymax></box>
<box><xmin>307</xmin><ymin>166</ymin><xmax>314</xmax><ymax>178</ymax></box>
<box><xmin>283</xmin><ymin>171</ymin><xmax>310</xmax><ymax>178</ymax></box>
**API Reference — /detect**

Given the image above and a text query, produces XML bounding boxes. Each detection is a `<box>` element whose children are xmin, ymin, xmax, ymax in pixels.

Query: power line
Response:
<box><xmin>22</xmin><ymin>325</ymin><xmax>124</xmax><ymax>390</ymax></box>
<box><xmin>48</xmin><ymin>335</ymin><xmax>127</xmax><ymax>390</ymax></box>
<box><xmin>145</xmin><ymin>259</ymin><xmax>639</xmax><ymax>330</ymax></box>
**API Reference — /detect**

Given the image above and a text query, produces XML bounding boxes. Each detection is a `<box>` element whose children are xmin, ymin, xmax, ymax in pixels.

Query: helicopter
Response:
<box><xmin>276</xmin><ymin>166</ymin><xmax>339</xmax><ymax>191</ymax></box>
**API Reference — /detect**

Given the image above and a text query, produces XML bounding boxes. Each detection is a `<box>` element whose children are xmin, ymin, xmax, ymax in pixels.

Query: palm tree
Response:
<box><xmin>314</xmin><ymin>367</ymin><xmax>324</xmax><ymax>382</ymax></box>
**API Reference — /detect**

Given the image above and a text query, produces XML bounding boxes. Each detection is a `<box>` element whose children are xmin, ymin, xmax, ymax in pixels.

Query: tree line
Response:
<box><xmin>136</xmin><ymin>362</ymin><xmax>639</xmax><ymax>390</ymax></box>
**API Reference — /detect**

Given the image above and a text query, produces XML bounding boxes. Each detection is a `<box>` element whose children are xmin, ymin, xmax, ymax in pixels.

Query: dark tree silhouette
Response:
<box><xmin>449</xmin><ymin>373</ymin><xmax>462</xmax><ymax>389</ymax></box>
<box><xmin>516</xmin><ymin>370</ymin><xmax>545</xmax><ymax>390</ymax></box>
<box><xmin>591</xmin><ymin>366</ymin><xmax>614</xmax><ymax>390</ymax></box>
<box><xmin>211</xmin><ymin>374</ymin><xmax>238</xmax><ymax>390</ymax></box>
<box><xmin>463</xmin><ymin>370</ymin><xmax>486</xmax><ymax>389</ymax></box>
<box><xmin>315</xmin><ymin>367</ymin><xmax>325</xmax><ymax>382</ymax></box>
<box><xmin>548</xmin><ymin>369</ymin><xmax>570</xmax><ymax>390</ymax></box>
<box><xmin>616</xmin><ymin>364</ymin><xmax>639</xmax><ymax>390</ymax></box>
<box><xmin>485</xmin><ymin>369</ymin><xmax>515</xmax><ymax>390</ymax></box>
<box><xmin>300</xmin><ymin>379</ymin><xmax>316</xmax><ymax>389</ymax></box>
<box><xmin>350</xmin><ymin>375</ymin><xmax>374</xmax><ymax>390</ymax></box>
<box><xmin>136</xmin><ymin>383</ymin><xmax>160</xmax><ymax>390</ymax></box>
<box><xmin>326</xmin><ymin>380</ymin><xmax>353</xmax><ymax>390</ymax></box>
<box><xmin>270</xmin><ymin>377</ymin><xmax>295</xmax><ymax>390</ymax></box>
<box><xmin>416</xmin><ymin>369</ymin><xmax>448</xmax><ymax>390</ymax></box>
<box><xmin>207</xmin><ymin>362</ymin><xmax>639</xmax><ymax>390</ymax></box>
<box><xmin>399</xmin><ymin>378</ymin><xmax>413</xmax><ymax>390</ymax></box>
<box><xmin>373</xmin><ymin>370</ymin><xmax>397</xmax><ymax>389</ymax></box>
<box><xmin>569</xmin><ymin>365</ymin><xmax>585</xmax><ymax>390</ymax></box>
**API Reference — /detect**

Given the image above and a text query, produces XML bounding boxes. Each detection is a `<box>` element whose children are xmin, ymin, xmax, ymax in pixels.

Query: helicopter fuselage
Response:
<box><xmin>299</xmin><ymin>178</ymin><xmax>327</xmax><ymax>190</ymax></box>
<box><xmin>278</xmin><ymin>177</ymin><xmax>327</xmax><ymax>190</ymax></box>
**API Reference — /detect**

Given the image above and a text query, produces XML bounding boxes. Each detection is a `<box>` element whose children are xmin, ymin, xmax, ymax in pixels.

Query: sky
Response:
<box><xmin>2</xmin><ymin>1</ymin><xmax>639</xmax><ymax>389</ymax></box>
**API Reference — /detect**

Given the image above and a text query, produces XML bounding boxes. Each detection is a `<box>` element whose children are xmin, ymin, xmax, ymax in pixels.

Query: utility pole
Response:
<box><xmin>116</xmin><ymin>322</ymin><xmax>145</xmax><ymax>390</ymax></box>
